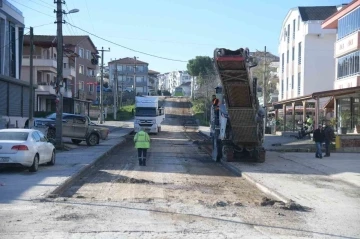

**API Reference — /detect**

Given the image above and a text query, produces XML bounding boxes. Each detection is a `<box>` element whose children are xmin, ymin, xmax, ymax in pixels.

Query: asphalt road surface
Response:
<box><xmin>0</xmin><ymin>97</ymin><xmax>314</xmax><ymax>238</ymax></box>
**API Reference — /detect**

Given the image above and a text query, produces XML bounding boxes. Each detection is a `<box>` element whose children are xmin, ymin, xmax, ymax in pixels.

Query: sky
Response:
<box><xmin>10</xmin><ymin>0</ymin><xmax>347</xmax><ymax>73</ymax></box>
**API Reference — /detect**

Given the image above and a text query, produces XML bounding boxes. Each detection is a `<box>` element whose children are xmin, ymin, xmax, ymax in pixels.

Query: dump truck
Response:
<box><xmin>210</xmin><ymin>47</ymin><xmax>266</xmax><ymax>162</ymax></box>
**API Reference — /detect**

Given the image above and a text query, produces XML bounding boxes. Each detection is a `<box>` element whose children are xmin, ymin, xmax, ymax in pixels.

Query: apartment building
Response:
<box><xmin>63</xmin><ymin>36</ymin><xmax>99</xmax><ymax>113</ymax></box>
<box><xmin>322</xmin><ymin>0</ymin><xmax>360</xmax><ymax>131</ymax></box>
<box><xmin>168</xmin><ymin>70</ymin><xmax>191</xmax><ymax>93</ymax></box>
<box><xmin>148</xmin><ymin>70</ymin><xmax>160</xmax><ymax>94</ymax></box>
<box><xmin>0</xmin><ymin>0</ymin><xmax>28</xmax><ymax>128</ymax></box>
<box><xmin>22</xmin><ymin>35</ymin><xmax>76</xmax><ymax>113</ymax></box>
<box><xmin>108</xmin><ymin>57</ymin><xmax>149</xmax><ymax>95</ymax></box>
<box><xmin>278</xmin><ymin>6</ymin><xmax>339</xmax><ymax>101</ymax></box>
<box><xmin>158</xmin><ymin>72</ymin><xmax>170</xmax><ymax>92</ymax></box>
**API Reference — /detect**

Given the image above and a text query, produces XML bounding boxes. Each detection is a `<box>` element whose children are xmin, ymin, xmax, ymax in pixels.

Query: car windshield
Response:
<box><xmin>0</xmin><ymin>132</ymin><xmax>29</xmax><ymax>141</ymax></box>
<box><xmin>46</xmin><ymin>113</ymin><xmax>56</xmax><ymax>119</ymax></box>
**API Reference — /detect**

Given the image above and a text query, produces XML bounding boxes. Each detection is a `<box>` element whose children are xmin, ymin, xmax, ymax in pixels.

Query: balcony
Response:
<box><xmin>63</xmin><ymin>66</ymin><xmax>76</xmax><ymax>79</ymax></box>
<box><xmin>35</xmin><ymin>84</ymin><xmax>72</xmax><ymax>98</ymax></box>
<box><xmin>23</xmin><ymin>55</ymin><xmax>57</xmax><ymax>73</ymax></box>
<box><xmin>335</xmin><ymin>31</ymin><xmax>360</xmax><ymax>58</ymax></box>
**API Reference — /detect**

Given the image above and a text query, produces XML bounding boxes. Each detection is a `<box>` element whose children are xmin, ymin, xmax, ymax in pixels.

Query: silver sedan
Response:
<box><xmin>0</xmin><ymin>129</ymin><xmax>56</xmax><ymax>172</ymax></box>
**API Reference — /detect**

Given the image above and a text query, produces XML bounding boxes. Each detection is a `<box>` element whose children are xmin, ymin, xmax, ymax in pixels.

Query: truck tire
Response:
<box><xmin>86</xmin><ymin>133</ymin><xmax>99</xmax><ymax>146</ymax></box>
<box><xmin>71</xmin><ymin>139</ymin><xmax>82</xmax><ymax>145</ymax></box>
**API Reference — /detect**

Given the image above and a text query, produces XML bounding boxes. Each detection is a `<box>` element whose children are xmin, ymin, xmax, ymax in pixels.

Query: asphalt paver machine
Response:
<box><xmin>210</xmin><ymin>48</ymin><xmax>266</xmax><ymax>163</ymax></box>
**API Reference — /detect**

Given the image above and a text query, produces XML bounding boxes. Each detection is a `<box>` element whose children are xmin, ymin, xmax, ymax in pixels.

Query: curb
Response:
<box><xmin>48</xmin><ymin>130</ymin><xmax>133</xmax><ymax>198</ymax></box>
<box><xmin>220</xmin><ymin>160</ymin><xmax>292</xmax><ymax>204</ymax></box>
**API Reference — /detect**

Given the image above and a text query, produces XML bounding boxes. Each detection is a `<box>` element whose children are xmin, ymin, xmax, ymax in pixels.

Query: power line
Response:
<box><xmin>9</xmin><ymin>0</ymin><xmax>53</xmax><ymax>18</ymax></box>
<box><xmin>36</xmin><ymin>0</ymin><xmax>53</xmax><ymax>8</ymax></box>
<box><xmin>84</xmin><ymin>0</ymin><xmax>95</xmax><ymax>32</ymax></box>
<box><xmin>64</xmin><ymin>2</ymin><xmax>79</xmax><ymax>35</ymax></box>
<box><xmin>28</xmin><ymin>0</ymin><xmax>53</xmax><ymax>9</ymax></box>
<box><xmin>24</xmin><ymin>22</ymin><xmax>54</xmax><ymax>29</ymax></box>
<box><xmin>66</xmin><ymin>22</ymin><xmax>188</xmax><ymax>63</ymax></box>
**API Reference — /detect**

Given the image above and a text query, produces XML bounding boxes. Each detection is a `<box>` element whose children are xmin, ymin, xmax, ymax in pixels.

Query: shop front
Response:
<box><xmin>336</xmin><ymin>94</ymin><xmax>360</xmax><ymax>134</ymax></box>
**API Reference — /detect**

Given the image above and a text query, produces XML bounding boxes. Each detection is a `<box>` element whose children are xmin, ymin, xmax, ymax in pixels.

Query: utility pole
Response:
<box><xmin>133</xmin><ymin>56</ymin><xmax>137</xmax><ymax>98</ymax></box>
<box><xmin>113</xmin><ymin>60</ymin><xmax>118</xmax><ymax>120</ymax></box>
<box><xmin>119</xmin><ymin>73</ymin><xmax>124</xmax><ymax>108</ymax></box>
<box><xmin>98</xmin><ymin>47</ymin><xmax>110</xmax><ymax>124</ymax></box>
<box><xmin>263</xmin><ymin>46</ymin><xmax>267</xmax><ymax>135</ymax></box>
<box><xmin>54</xmin><ymin>0</ymin><xmax>65</xmax><ymax>149</ymax></box>
<box><xmin>28</xmin><ymin>27</ymin><xmax>34</xmax><ymax>129</ymax></box>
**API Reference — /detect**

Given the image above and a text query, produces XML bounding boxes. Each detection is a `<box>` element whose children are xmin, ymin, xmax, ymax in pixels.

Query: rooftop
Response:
<box><xmin>109</xmin><ymin>57</ymin><xmax>148</xmax><ymax>65</ymax></box>
<box><xmin>298</xmin><ymin>6</ymin><xmax>338</xmax><ymax>21</ymax></box>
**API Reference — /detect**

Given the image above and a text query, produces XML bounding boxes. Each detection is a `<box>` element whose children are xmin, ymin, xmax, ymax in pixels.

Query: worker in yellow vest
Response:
<box><xmin>134</xmin><ymin>128</ymin><xmax>151</xmax><ymax>166</ymax></box>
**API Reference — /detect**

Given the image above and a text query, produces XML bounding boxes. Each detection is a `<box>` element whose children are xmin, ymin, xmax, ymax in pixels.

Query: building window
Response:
<box><xmin>9</xmin><ymin>23</ymin><xmax>16</xmax><ymax>78</ymax></box>
<box><xmin>298</xmin><ymin>16</ymin><xmax>300</xmax><ymax>30</ymax></box>
<box><xmin>126</xmin><ymin>65</ymin><xmax>134</xmax><ymax>72</ymax></box>
<box><xmin>287</xmin><ymin>24</ymin><xmax>290</xmax><ymax>43</ymax></box>
<box><xmin>298</xmin><ymin>42</ymin><xmax>302</xmax><ymax>64</ymax></box>
<box><xmin>79</xmin><ymin>48</ymin><xmax>84</xmax><ymax>58</ymax></box>
<box><xmin>137</xmin><ymin>65</ymin><xmax>144</xmax><ymax>72</ymax></box>
<box><xmin>337</xmin><ymin>50</ymin><xmax>360</xmax><ymax>79</ymax></box>
<box><xmin>79</xmin><ymin>81</ymin><xmax>84</xmax><ymax>90</ymax></box>
<box><xmin>117</xmin><ymin>65</ymin><xmax>123</xmax><ymax>71</ymax></box>
<box><xmin>283</xmin><ymin>28</ymin><xmax>286</xmax><ymax>41</ymax></box>
<box><xmin>63</xmin><ymin>63</ymin><xmax>67</xmax><ymax>68</ymax></box>
<box><xmin>136</xmin><ymin>76</ymin><xmax>144</xmax><ymax>83</ymax></box>
<box><xmin>293</xmin><ymin>19</ymin><xmax>295</xmax><ymax>39</ymax></box>
<box><xmin>287</xmin><ymin>50</ymin><xmax>289</xmax><ymax>63</ymax></box>
<box><xmin>86</xmin><ymin>50</ymin><xmax>91</xmax><ymax>60</ymax></box>
<box><xmin>87</xmin><ymin>68</ymin><xmax>95</xmax><ymax>77</ymax></box>
<box><xmin>281</xmin><ymin>80</ymin><xmax>284</xmax><ymax>98</ymax></box>
<box><xmin>79</xmin><ymin>65</ymin><xmax>84</xmax><ymax>74</ymax></box>
<box><xmin>337</xmin><ymin>7</ymin><xmax>360</xmax><ymax>40</ymax></box>
<box><xmin>89</xmin><ymin>83</ymin><xmax>94</xmax><ymax>92</ymax></box>
<box><xmin>298</xmin><ymin>72</ymin><xmax>301</xmax><ymax>95</ymax></box>
<box><xmin>281</xmin><ymin>53</ymin><xmax>284</xmax><ymax>72</ymax></box>
<box><xmin>291</xmin><ymin>75</ymin><xmax>294</xmax><ymax>89</ymax></box>
<box><xmin>292</xmin><ymin>47</ymin><xmax>295</xmax><ymax>61</ymax></box>
<box><xmin>286</xmin><ymin>77</ymin><xmax>288</xmax><ymax>91</ymax></box>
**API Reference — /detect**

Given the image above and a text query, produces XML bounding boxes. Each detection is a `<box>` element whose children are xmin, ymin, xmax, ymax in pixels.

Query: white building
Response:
<box><xmin>158</xmin><ymin>72</ymin><xmax>170</xmax><ymax>91</ymax></box>
<box><xmin>278</xmin><ymin>6</ymin><xmax>340</xmax><ymax>101</ymax></box>
<box><xmin>168</xmin><ymin>71</ymin><xmax>191</xmax><ymax>93</ymax></box>
<box><xmin>0</xmin><ymin>0</ymin><xmax>28</xmax><ymax>128</ymax></box>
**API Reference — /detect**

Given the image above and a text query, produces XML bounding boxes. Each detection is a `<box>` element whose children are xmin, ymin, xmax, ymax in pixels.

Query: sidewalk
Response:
<box><xmin>198</xmin><ymin>126</ymin><xmax>326</xmax><ymax>152</ymax></box>
<box><xmin>0</xmin><ymin>128</ymin><xmax>133</xmax><ymax>204</ymax></box>
<box><xmin>225</xmin><ymin>152</ymin><xmax>360</xmax><ymax>238</ymax></box>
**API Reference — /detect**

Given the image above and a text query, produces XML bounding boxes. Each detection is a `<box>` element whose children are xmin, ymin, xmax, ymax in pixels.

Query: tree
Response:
<box><xmin>187</xmin><ymin>56</ymin><xmax>214</xmax><ymax>86</ymax></box>
<box><xmin>251</xmin><ymin>50</ymin><xmax>279</xmax><ymax>103</ymax></box>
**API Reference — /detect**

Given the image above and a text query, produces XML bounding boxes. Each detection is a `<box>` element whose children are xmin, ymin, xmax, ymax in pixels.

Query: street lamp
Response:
<box><xmin>66</xmin><ymin>9</ymin><xmax>79</xmax><ymax>14</ymax></box>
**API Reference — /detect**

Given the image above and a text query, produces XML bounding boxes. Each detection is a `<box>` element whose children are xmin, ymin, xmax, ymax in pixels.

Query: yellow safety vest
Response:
<box><xmin>134</xmin><ymin>131</ymin><xmax>150</xmax><ymax>149</ymax></box>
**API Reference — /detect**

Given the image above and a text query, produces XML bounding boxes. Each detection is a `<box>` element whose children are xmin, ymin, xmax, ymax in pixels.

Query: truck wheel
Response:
<box><xmin>71</xmin><ymin>139</ymin><xmax>82</xmax><ymax>145</ymax></box>
<box><xmin>86</xmin><ymin>133</ymin><xmax>99</xmax><ymax>146</ymax></box>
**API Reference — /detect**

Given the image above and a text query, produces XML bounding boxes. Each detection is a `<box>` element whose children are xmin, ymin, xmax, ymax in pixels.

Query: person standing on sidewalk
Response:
<box><xmin>323</xmin><ymin>123</ymin><xmax>335</xmax><ymax>157</ymax></box>
<box><xmin>134</xmin><ymin>128</ymin><xmax>150</xmax><ymax>166</ymax></box>
<box><xmin>313</xmin><ymin>124</ymin><xmax>325</xmax><ymax>159</ymax></box>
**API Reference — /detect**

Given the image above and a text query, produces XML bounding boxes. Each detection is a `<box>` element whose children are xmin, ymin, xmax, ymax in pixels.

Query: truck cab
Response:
<box><xmin>134</xmin><ymin>96</ymin><xmax>165</xmax><ymax>133</ymax></box>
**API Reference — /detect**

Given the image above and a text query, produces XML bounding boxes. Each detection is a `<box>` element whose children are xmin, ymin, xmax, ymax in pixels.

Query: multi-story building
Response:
<box><xmin>322</xmin><ymin>0</ymin><xmax>360</xmax><ymax>131</ymax></box>
<box><xmin>278</xmin><ymin>6</ymin><xmax>339</xmax><ymax>101</ymax></box>
<box><xmin>22</xmin><ymin>35</ymin><xmax>76</xmax><ymax>113</ymax></box>
<box><xmin>148</xmin><ymin>70</ymin><xmax>160</xmax><ymax>95</ymax></box>
<box><xmin>167</xmin><ymin>70</ymin><xmax>191</xmax><ymax>93</ymax></box>
<box><xmin>108</xmin><ymin>57</ymin><xmax>149</xmax><ymax>95</ymax></box>
<box><xmin>63</xmin><ymin>36</ymin><xmax>99</xmax><ymax>113</ymax></box>
<box><xmin>158</xmin><ymin>72</ymin><xmax>170</xmax><ymax>92</ymax></box>
<box><xmin>0</xmin><ymin>0</ymin><xmax>28</xmax><ymax>128</ymax></box>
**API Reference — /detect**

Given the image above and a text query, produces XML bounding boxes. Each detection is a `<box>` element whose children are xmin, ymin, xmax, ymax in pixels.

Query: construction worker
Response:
<box><xmin>212</xmin><ymin>95</ymin><xmax>220</xmax><ymax>124</ymax></box>
<box><xmin>134</xmin><ymin>128</ymin><xmax>150</xmax><ymax>166</ymax></box>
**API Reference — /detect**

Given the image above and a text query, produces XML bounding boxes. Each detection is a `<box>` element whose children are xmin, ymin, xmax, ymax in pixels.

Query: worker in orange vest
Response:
<box><xmin>212</xmin><ymin>95</ymin><xmax>220</xmax><ymax>124</ymax></box>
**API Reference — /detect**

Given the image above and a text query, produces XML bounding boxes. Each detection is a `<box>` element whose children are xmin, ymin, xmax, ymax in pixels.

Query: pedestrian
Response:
<box><xmin>313</xmin><ymin>124</ymin><xmax>325</xmax><ymax>159</ymax></box>
<box><xmin>134</xmin><ymin>128</ymin><xmax>150</xmax><ymax>166</ymax></box>
<box><xmin>323</xmin><ymin>122</ymin><xmax>335</xmax><ymax>157</ymax></box>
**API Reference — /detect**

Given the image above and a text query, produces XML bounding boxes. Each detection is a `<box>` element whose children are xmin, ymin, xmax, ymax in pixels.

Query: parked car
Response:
<box><xmin>45</xmin><ymin>114</ymin><xmax>110</xmax><ymax>146</ymax></box>
<box><xmin>0</xmin><ymin>129</ymin><xmax>56</xmax><ymax>172</ymax></box>
<box><xmin>24</xmin><ymin>118</ymin><xmax>64</xmax><ymax>137</ymax></box>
